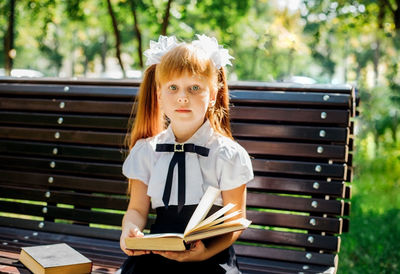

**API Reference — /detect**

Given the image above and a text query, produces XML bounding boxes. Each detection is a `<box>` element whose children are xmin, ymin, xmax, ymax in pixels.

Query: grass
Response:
<box><xmin>338</xmin><ymin>133</ymin><xmax>400</xmax><ymax>273</ymax></box>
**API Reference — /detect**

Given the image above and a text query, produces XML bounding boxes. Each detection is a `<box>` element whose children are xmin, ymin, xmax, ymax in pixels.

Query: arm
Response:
<box><xmin>199</xmin><ymin>184</ymin><xmax>247</xmax><ymax>259</ymax></box>
<box><xmin>153</xmin><ymin>184</ymin><xmax>247</xmax><ymax>262</ymax></box>
<box><xmin>120</xmin><ymin>179</ymin><xmax>151</xmax><ymax>256</ymax></box>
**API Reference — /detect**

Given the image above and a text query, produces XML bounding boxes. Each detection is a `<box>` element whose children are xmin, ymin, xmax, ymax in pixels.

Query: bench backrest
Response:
<box><xmin>0</xmin><ymin>79</ymin><xmax>356</xmax><ymax>273</ymax></box>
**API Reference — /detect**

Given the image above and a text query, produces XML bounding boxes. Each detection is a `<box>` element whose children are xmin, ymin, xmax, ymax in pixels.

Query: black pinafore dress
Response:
<box><xmin>120</xmin><ymin>205</ymin><xmax>241</xmax><ymax>274</ymax></box>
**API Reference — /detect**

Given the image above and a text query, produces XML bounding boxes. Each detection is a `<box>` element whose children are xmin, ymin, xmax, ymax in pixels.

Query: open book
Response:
<box><xmin>125</xmin><ymin>186</ymin><xmax>251</xmax><ymax>251</ymax></box>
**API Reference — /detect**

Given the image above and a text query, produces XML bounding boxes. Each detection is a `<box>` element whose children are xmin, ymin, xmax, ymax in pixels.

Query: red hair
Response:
<box><xmin>127</xmin><ymin>44</ymin><xmax>232</xmax><ymax>150</ymax></box>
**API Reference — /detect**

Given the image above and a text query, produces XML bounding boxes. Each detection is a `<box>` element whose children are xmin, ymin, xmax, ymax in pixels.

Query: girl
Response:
<box><xmin>119</xmin><ymin>35</ymin><xmax>253</xmax><ymax>274</ymax></box>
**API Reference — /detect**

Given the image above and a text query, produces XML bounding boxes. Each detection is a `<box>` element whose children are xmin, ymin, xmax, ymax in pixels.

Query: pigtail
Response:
<box><xmin>207</xmin><ymin>67</ymin><xmax>233</xmax><ymax>139</ymax></box>
<box><xmin>126</xmin><ymin>64</ymin><xmax>163</xmax><ymax>150</ymax></box>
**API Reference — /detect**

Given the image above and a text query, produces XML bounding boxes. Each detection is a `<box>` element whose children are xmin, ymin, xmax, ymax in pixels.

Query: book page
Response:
<box><xmin>195</xmin><ymin>203</ymin><xmax>236</xmax><ymax>229</ymax></box>
<box><xmin>142</xmin><ymin>233</ymin><xmax>184</xmax><ymax>239</ymax></box>
<box><xmin>184</xmin><ymin>218</ymin><xmax>252</xmax><ymax>243</ymax></box>
<box><xmin>188</xmin><ymin>210</ymin><xmax>241</xmax><ymax>235</ymax></box>
<box><xmin>183</xmin><ymin>186</ymin><xmax>220</xmax><ymax>236</ymax></box>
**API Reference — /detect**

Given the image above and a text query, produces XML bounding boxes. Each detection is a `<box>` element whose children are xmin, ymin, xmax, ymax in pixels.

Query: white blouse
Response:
<box><xmin>122</xmin><ymin>120</ymin><xmax>254</xmax><ymax>208</ymax></box>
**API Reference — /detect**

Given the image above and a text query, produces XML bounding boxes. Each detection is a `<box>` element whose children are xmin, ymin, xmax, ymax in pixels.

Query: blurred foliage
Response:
<box><xmin>1</xmin><ymin>0</ymin><xmax>400</xmax><ymax>272</ymax></box>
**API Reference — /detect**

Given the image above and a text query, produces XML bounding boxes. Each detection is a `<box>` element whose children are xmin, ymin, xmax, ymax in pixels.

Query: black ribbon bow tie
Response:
<box><xmin>156</xmin><ymin>143</ymin><xmax>210</xmax><ymax>212</ymax></box>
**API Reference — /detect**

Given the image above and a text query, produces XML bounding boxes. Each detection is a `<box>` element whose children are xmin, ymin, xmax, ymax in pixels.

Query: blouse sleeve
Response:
<box><xmin>216</xmin><ymin>142</ymin><xmax>254</xmax><ymax>191</ymax></box>
<box><xmin>122</xmin><ymin>139</ymin><xmax>151</xmax><ymax>185</ymax></box>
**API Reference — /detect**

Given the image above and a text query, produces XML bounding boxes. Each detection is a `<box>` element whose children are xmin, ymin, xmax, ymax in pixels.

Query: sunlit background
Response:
<box><xmin>1</xmin><ymin>0</ymin><xmax>399</xmax><ymax>273</ymax></box>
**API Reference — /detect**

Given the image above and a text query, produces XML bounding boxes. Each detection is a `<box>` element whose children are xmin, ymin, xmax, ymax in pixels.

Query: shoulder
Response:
<box><xmin>131</xmin><ymin>128</ymin><xmax>170</xmax><ymax>153</ymax></box>
<box><xmin>209</xmin><ymin>134</ymin><xmax>249</xmax><ymax>162</ymax></box>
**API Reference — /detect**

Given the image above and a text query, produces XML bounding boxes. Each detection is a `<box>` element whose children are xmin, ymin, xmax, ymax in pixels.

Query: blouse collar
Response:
<box><xmin>164</xmin><ymin>120</ymin><xmax>214</xmax><ymax>146</ymax></box>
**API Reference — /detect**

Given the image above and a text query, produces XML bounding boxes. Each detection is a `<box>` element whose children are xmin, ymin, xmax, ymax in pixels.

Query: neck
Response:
<box><xmin>171</xmin><ymin>120</ymin><xmax>205</xmax><ymax>143</ymax></box>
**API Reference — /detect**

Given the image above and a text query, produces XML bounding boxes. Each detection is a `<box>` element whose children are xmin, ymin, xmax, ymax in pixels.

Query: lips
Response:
<box><xmin>175</xmin><ymin>109</ymin><xmax>191</xmax><ymax>113</ymax></box>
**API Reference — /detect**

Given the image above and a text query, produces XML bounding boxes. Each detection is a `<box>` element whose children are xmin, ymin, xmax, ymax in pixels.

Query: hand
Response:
<box><xmin>152</xmin><ymin>240</ymin><xmax>208</xmax><ymax>262</ymax></box>
<box><xmin>120</xmin><ymin>224</ymin><xmax>150</xmax><ymax>256</ymax></box>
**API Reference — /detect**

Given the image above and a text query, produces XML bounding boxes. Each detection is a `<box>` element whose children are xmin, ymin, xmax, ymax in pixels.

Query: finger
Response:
<box><xmin>123</xmin><ymin>248</ymin><xmax>135</xmax><ymax>256</ymax></box>
<box><xmin>132</xmin><ymin>250</ymin><xmax>150</xmax><ymax>256</ymax></box>
<box><xmin>129</xmin><ymin>227</ymin><xmax>144</xmax><ymax>238</ymax></box>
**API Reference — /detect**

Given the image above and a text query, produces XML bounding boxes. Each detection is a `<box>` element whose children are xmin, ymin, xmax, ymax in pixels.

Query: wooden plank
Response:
<box><xmin>231</xmin><ymin>107</ymin><xmax>350</xmax><ymax>126</ymax></box>
<box><xmin>247</xmin><ymin>192</ymin><xmax>344</xmax><ymax>216</ymax></box>
<box><xmin>0</xmin><ymin>201</ymin><xmax>123</xmax><ymax>226</ymax></box>
<box><xmin>230</xmin><ymin>90</ymin><xmax>351</xmax><ymax>107</ymax></box>
<box><xmin>0</xmin><ymin>185</ymin><xmax>128</xmax><ymax>210</ymax></box>
<box><xmin>245</xmin><ymin>211</ymin><xmax>342</xmax><ymax>234</ymax></box>
<box><xmin>0</xmin><ymin>126</ymin><xmax>125</xmax><ymax>146</ymax></box>
<box><xmin>0</xmin><ymin>111</ymin><xmax>128</xmax><ymax>130</ymax></box>
<box><xmin>234</xmin><ymin>245</ymin><xmax>337</xmax><ymax>266</ymax></box>
<box><xmin>0</xmin><ymin>140</ymin><xmax>124</xmax><ymax>162</ymax></box>
<box><xmin>240</xmin><ymin>228</ymin><xmax>339</xmax><ymax>251</ymax></box>
<box><xmin>0</xmin><ymin>83</ymin><xmax>138</xmax><ymax>98</ymax></box>
<box><xmin>252</xmin><ymin>159</ymin><xmax>347</xmax><ymax>179</ymax></box>
<box><xmin>247</xmin><ymin>177</ymin><xmax>346</xmax><ymax>198</ymax></box>
<box><xmin>0</xmin><ymin>217</ymin><xmax>120</xmax><ymax>241</ymax></box>
<box><xmin>239</xmin><ymin>140</ymin><xmax>348</xmax><ymax>161</ymax></box>
<box><xmin>229</xmin><ymin>81</ymin><xmax>353</xmax><ymax>94</ymax></box>
<box><xmin>237</xmin><ymin>256</ymin><xmax>336</xmax><ymax>274</ymax></box>
<box><xmin>0</xmin><ymin>155</ymin><xmax>123</xmax><ymax>179</ymax></box>
<box><xmin>0</xmin><ymin>170</ymin><xmax>127</xmax><ymax>195</ymax></box>
<box><xmin>232</xmin><ymin>122</ymin><xmax>348</xmax><ymax>142</ymax></box>
<box><xmin>0</xmin><ymin>97</ymin><xmax>133</xmax><ymax>115</ymax></box>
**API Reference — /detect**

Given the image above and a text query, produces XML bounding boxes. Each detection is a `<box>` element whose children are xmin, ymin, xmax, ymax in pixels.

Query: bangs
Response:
<box><xmin>155</xmin><ymin>44</ymin><xmax>217</xmax><ymax>85</ymax></box>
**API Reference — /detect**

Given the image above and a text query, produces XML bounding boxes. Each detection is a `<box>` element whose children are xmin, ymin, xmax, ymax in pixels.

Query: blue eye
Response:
<box><xmin>169</xmin><ymin>85</ymin><xmax>177</xmax><ymax>91</ymax></box>
<box><xmin>191</xmin><ymin>85</ymin><xmax>200</xmax><ymax>92</ymax></box>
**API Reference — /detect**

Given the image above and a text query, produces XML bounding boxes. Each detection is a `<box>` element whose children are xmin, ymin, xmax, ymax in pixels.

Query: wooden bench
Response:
<box><xmin>0</xmin><ymin>78</ymin><xmax>357</xmax><ymax>274</ymax></box>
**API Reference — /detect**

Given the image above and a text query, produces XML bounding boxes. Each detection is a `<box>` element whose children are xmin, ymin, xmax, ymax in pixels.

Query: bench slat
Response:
<box><xmin>248</xmin><ymin>177</ymin><xmax>346</xmax><ymax>198</ymax></box>
<box><xmin>247</xmin><ymin>192</ymin><xmax>344</xmax><ymax>215</ymax></box>
<box><xmin>234</xmin><ymin>245</ymin><xmax>337</xmax><ymax>266</ymax></box>
<box><xmin>239</xmin><ymin>140</ymin><xmax>348</xmax><ymax>161</ymax></box>
<box><xmin>0</xmin><ymin>185</ymin><xmax>128</xmax><ymax>210</ymax></box>
<box><xmin>232</xmin><ymin>123</ymin><xmax>348</xmax><ymax>142</ymax></box>
<box><xmin>0</xmin><ymin>155</ymin><xmax>123</xmax><ymax>179</ymax></box>
<box><xmin>245</xmin><ymin>211</ymin><xmax>342</xmax><ymax>234</ymax></box>
<box><xmin>0</xmin><ymin>83</ymin><xmax>138</xmax><ymax>98</ymax></box>
<box><xmin>0</xmin><ymin>170</ymin><xmax>127</xmax><ymax>194</ymax></box>
<box><xmin>252</xmin><ymin>159</ymin><xmax>346</xmax><ymax>179</ymax></box>
<box><xmin>230</xmin><ymin>90</ymin><xmax>351</xmax><ymax>107</ymax></box>
<box><xmin>0</xmin><ymin>97</ymin><xmax>133</xmax><ymax>114</ymax></box>
<box><xmin>0</xmin><ymin>201</ymin><xmax>123</xmax><ymax>226</ymax></box>
<box><xmin>0</xmin><ymin>126</ymin><xmax>125</xmax><ymax>146</ymax></box>
<box><xmin>240</xmin><ymin>228</ymin><xmax>339</xmax><ymax>251</ymax></box>
<box><xmin>0</xmin><ymin>111</ymin><xmax>128</xmax><ymax>130</ymax></box>
<box><xmin>231</xmin><ymin>107</ymin><xmax>350</xmax><ymax>126</ymax></box>
<box><xmin>0</xmin><ymin>140</ymin><xmax>123</xmax><ymax>161</ymax></box>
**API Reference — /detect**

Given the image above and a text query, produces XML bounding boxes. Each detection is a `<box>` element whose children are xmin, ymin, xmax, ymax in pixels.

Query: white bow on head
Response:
<box><xmin>143</xmin><ymin>35</ymin><xmax>181</xmax><ymax>66</ymax></box>
<box><xmin>143</xmin><ymin>34</ymin><xmax>234</xmax><ymax>69</ymax></box>
<box><xmin>192</xmin><ymin>34</ymin><xmax>234</xmax><ymax>69</ymax></box>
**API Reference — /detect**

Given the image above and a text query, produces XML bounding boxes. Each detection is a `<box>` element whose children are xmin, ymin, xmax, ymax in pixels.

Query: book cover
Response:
<box><xmin>125</xmin><ymin>186</ymin><xmax>251</xmax><ymax>251</ymax></box>
<box><xmin>19</xmin><ymin>243</ymin><xmax>92</xmax><ymax>274</ymax></box>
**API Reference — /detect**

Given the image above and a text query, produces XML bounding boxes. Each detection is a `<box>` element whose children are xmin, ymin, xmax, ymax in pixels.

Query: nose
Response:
<box><xmin>177</xmin><ymin>97</ymin><xmax>189</xmax><ymax>104</ymax></box>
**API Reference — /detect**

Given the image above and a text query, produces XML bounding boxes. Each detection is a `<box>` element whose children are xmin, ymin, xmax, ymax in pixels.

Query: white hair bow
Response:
<box><xmin>143</xmin><ymin>35</ymin><xmax>181</xmax><ymax>66</ymax></box>
<box><xmin>143</xmin><ymin>34</ymin><xmax>234</xmax><ymax>69</ymax></box>
<box><xmin>192</xmin><ymin>34</ymin><xmax>234</xmax><ymax>69</ymax></box>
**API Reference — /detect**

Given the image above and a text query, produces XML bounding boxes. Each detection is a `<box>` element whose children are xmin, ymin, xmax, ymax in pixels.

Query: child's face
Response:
<box><xmin>158</xmin><ymin>72</ymin><xmax>215</xmax><ymax>131</ymax></box>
